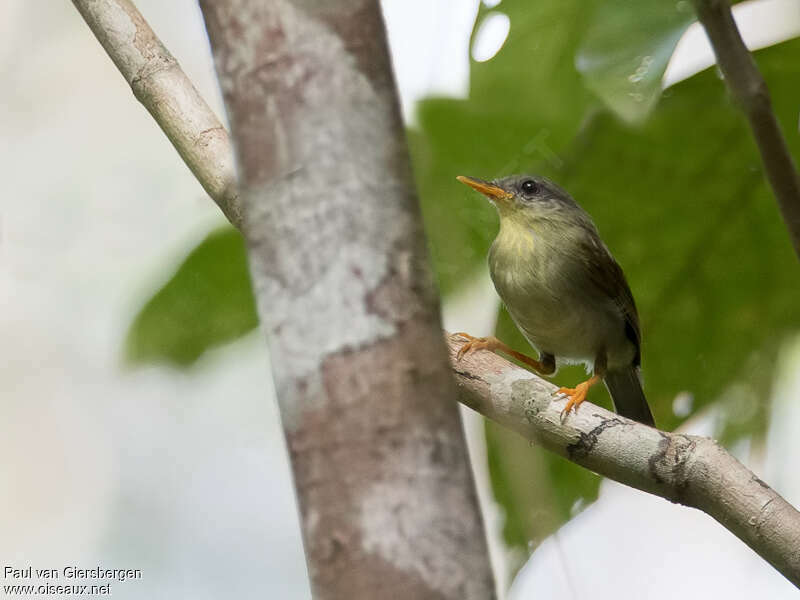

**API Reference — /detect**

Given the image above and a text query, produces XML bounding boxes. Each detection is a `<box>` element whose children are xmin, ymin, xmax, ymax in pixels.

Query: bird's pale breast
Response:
<box><xmin>488</xmin><ymin>218</ymin><xmax>632</xmax><ymax>368</ymax></box>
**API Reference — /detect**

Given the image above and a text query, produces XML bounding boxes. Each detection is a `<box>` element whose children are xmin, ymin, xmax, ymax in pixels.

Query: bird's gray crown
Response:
<box><xmin>492</xmin><ymin>174</ymin><xmax>580</xmax><ymax>212</ymax></box>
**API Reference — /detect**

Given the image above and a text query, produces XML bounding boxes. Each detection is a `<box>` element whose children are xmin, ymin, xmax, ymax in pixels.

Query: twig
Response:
<box><xmin>72</xmin><ymin>0</ymin><xmax>242</xmax><ymax>227</ymax></box>
<box><xmin>692</xmin><ymin>0</ymin><xmax>800</xmax><ymax>260</ymax></box>
<box><xmin>446</xmin><ymin>333</ymin><xmax>800</xmax><ymax>588</ymax></box>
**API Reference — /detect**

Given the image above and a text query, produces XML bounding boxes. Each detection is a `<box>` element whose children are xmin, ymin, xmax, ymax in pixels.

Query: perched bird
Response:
<box><xmin>455</xmin><ymin>174</ymin><xmax>655</xmax><ymax>426</ymax></box>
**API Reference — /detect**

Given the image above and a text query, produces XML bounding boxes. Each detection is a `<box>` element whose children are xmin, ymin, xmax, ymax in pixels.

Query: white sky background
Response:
<box><xmin>1</xmin><ymin>1</ymin><xmax>799</xmax><ymax>599</ymax></box>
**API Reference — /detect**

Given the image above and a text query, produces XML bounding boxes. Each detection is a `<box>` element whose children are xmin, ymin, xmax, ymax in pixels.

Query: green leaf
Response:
<box><xmin>484</xmin><ymin>418</ymin><xmax>562</xmax><ymax>576</ymax></box>
<box><xmin>576</xmin><ymin>0</ymin><xmax>694</xmax><ymax>123</ymax></box>
<box><xmin>125</xmin><ymin>226</ymin><xmax>258</xmax><ymax>367</ymax></box>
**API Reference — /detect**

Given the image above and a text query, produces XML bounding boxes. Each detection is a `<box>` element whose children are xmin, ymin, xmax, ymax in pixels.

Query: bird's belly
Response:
<box><xmin>510</xmin><ymin>296</ymin><xmax>602</xmax><ymax>361</ymax></box>
<box><xmin>492</xmin><ymin>261</ymin><xmax>620</xmax><ymax>364</ymax></box>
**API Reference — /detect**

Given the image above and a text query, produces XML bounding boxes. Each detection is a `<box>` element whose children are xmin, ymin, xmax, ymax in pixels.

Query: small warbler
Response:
<box><xmin>456</xmin><ymin>174</ymin><xmax>655</xmax><ymax>426</ymax></box>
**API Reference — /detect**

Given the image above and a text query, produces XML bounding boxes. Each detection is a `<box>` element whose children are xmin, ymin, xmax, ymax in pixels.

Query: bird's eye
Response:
<box><xmin>520</xmin><ymin>179</ymin><xmax>538</xmax><ymax>195</ymax></box>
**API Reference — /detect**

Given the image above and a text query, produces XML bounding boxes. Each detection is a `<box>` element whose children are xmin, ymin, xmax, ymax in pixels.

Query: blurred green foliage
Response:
<box><xmin>125</xmin><ymin>227</ymin><xmax>257</xmax><ymax>366</ymax></box>
<box><xmin>125</xmin><ymin>0</ymin><xmax>800</xmax><ymax>584</ymax></box>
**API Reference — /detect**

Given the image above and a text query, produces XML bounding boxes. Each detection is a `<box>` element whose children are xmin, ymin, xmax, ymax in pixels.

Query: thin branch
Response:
<box><xmin>72</xmin><ymin>0</ymin><xmax>242</xmax><ymax>228</ymax></box>
<box><xmin>692</xmin><ymin>0</ymin><xmax>800</xmax><ymax>260</ymax></box>
<box><xmin>446</xmin><ymin>333</ymin><xmax>800</xmax><ymax>588</ymax></box>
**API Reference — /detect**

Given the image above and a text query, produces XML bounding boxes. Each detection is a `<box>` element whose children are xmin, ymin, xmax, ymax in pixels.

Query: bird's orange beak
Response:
<box><xmin>457</xmin><ymin>175</ymin><xmax>513</xmax><ymax>202</ymax></box>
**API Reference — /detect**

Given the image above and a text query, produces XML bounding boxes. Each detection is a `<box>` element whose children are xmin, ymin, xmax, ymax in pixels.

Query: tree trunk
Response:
<box><xmin>198</xmin><ymin>1</ymin><xmax>496</xmax><ymax>598</ymax></box>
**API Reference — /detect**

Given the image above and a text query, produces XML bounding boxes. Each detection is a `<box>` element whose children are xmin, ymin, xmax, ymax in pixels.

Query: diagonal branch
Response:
<box><xmin>72</xmin><ymin>0</ymin><xmax>242</xmax><ymax>227</ymax></box>
<box><xmin>446</xmin><ymin>333</ymin><xmax>800</xmax><ymax>588</ymax></box>
<box><xmin>692</xmin><ymin>0</ymin><xmax>800</xmax><ymax>260</ymax></box>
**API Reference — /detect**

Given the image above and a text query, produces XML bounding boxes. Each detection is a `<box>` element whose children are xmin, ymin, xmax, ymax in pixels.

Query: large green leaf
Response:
<box><xmin>125</xmin><ymin>226</ymin><xmax>257</xmax><ymax>367</ymax></box>
<box><xmin>576</xmin><ymin>0</ymin><xmax>694</xmax><ymax>122</ymax></box>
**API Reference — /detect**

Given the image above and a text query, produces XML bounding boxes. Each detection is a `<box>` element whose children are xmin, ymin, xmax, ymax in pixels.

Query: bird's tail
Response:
<box><xmin>604</xmin><ymin>367</ymin><xmax>655</xmax><ymax>426</ymax></box>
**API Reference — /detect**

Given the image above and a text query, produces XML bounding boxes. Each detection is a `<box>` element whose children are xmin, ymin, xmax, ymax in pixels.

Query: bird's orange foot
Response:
<box><xmin>554</xmin><ymin>380</ymin><xmax>592</xmax><ymax>418</ymax></box>
<box><xmin>454</xmin><ymin>332</ymin><xmax>501</xmax><ymax>361</ymax></box>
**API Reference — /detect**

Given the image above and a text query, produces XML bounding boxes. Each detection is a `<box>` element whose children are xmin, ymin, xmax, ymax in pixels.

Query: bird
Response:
<box><xmin>455</xmin><ymin>174</ymin><xmax>655</xmax><ymax>426</ymax></box>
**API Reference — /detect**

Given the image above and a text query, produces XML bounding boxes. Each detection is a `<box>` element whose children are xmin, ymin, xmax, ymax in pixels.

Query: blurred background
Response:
<box><xmin>2</xmin><ymin>0</ymin><xmax>800</xmax><ymax>598</ymax></box>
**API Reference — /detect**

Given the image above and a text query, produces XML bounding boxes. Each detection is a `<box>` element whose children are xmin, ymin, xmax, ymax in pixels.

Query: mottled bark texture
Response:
<box><xmin>448</xmin><ymin>333</ymin><xmax>800</xmax><ymax>588</ymax></box>
<box><xmin>72</xmin><ymin>0</ymin><xmax>242</xmax><ymax>227</ymax></box>
<box><xmin>198</xmin><ymin>2</ymin><xmax>495</xmax><ymax>598</ymax></box>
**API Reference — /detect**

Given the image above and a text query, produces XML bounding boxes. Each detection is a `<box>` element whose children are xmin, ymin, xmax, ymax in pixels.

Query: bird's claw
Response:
<box><xmin>454</xmin><ymin>332</ymin><xmax>485</xmax><ymax>361</ymax></box>
<box><xmin>555</xmin><ymin>383</ymin><xmax>589</xmax><ymax>420</ymax></box>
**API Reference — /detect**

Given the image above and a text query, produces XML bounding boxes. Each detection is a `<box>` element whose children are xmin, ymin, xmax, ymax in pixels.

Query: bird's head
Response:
<box><xmin>457</xmin><ymin>174</ymin><xmax>579</xmax><ymax>226</ymax></box>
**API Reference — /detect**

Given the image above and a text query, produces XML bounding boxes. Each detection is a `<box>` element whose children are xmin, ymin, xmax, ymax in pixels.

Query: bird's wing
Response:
<box><xmin>579</xmin><ymin>230</ymin><xmax>642</xmax><ymax>365</ymax></box>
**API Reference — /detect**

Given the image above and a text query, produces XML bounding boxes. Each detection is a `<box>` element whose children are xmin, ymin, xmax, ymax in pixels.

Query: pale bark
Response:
<box><xmin>198</xmin><ymin>2</ymin><xmax>495</xmax><ymax>599</ymax></box>
<box><xmin>692</xmin><ymin>0</ymin><xmax>800</xmax><ymax>260</ymax></box>
<box><xmin>447</xmin><ymin>333</ymin><xmax>800</xmax><ymax>588</ymax></box>
<box><xmin>72</xmin><ymin>0</ymin><xmax>242</xmax><ymax>227</ymax></box>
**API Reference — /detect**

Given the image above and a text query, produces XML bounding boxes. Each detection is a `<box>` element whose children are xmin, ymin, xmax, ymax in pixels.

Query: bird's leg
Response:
<box><xmin>556</xmin><ymin>352</ymin><xmax>607</xmax><ymax>418</ymax></box>
<box><xmin>556</xmin><ymin>375</ymin><xmax>602</xmax><ymax>417</ymax></box>
<box><xmin>454</xmin><ymin>332</ymin><xmax>555</xmax><ymax>375</ymax></box>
